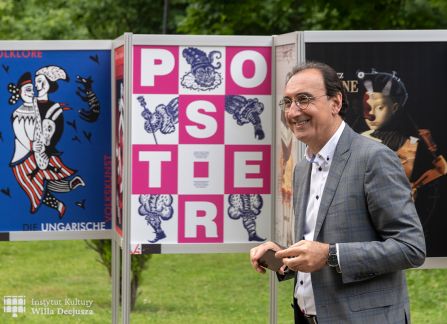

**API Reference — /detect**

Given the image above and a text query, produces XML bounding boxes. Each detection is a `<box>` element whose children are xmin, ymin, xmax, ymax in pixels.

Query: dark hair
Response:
<box><xmin>286</xmin><ymin>61</ymin><xmax>348</xmax><ymax>117</ymax></box>
<box><xmin>46</xmin><ymin>77</ymin><xmax>59</xmax><ymax>93</ymax></box>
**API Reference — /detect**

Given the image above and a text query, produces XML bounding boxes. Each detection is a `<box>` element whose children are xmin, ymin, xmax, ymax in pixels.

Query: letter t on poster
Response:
<box><xmin>132</xmin><ymin>145</ymin><xmax>178</xmax><ymax>194</ymax></box>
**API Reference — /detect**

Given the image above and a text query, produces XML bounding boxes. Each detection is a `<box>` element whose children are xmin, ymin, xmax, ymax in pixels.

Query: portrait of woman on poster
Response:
<box><xmin>353</xmin><ymin>69</ymin><xmax>447</xmax><ymax>223</ymax></box>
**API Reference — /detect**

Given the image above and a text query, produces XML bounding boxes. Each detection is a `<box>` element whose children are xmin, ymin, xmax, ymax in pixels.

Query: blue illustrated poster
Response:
<box><xmin>0</xmin><ymin>49</ymin><xmax>111</xmax><ymax>233</ymax></box>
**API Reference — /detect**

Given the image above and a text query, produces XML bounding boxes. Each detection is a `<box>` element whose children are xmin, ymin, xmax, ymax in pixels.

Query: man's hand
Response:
<box><xmin>250</xmin><ymin>241</ymin><xmax>283</xmax><ymax>274</ymax></box>
<box><xmin>275</xmin><ymin>240</ymin><xmax>329</xmax><ymax>273</ymax></box>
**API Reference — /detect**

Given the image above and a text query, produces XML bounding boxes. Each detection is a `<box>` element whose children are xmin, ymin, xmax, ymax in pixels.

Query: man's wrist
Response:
<box><xmin>327</xmin><ymin>243</ymin><xmax>341</xmax><ymax>273</ymax></box>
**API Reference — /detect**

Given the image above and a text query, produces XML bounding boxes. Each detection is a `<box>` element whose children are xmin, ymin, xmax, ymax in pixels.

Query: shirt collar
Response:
<box><xmin>304</xmin><ymin>121</ymin><xmax>346</xmax><ymax>167</ymax></box>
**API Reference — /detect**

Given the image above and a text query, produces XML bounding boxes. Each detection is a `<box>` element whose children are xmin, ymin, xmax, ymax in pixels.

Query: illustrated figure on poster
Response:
<box><xmin>76</xmin><ymin>75</ymin><xmax>101</xmax><ymax>122</ymax></box>
<box><xmin>137</xmin><ymin>95</ymin><xmax>179</xmax><ymax>144</ymax></box>
<box><xmin>138</xmin><ymin>194</ymin><xmax>174</xmax><ymax>243</ymax></box>
<box><xmin>278</xmin><ymin>105</ymin><xmax>296</xmax><ymax>247</ymax></box>
<box><xmin>181</xmin><ymin>47</ymin><xmax>222</xmax><ymax>91</ymax></box>
<box><xmin>279</xmin><ymin>119</ymin><xmax>294</xmax><ymax>205</ymax></box>
<box><xmin>8</xmin><ymin>67</ymin><xmax>85</xmax><ymax>218</ymax></box>
<box><xmin>228</xmin><ymin>194</ymin><xmax>265</xmax><ymax>242</ymax></box>
<box><xmin>225</xmin><ymin>95</ymin><xmax>265</xmax><ymax>140</ymax></box>
<box><xmin>355</xmin><ymin>69</ymin><xmax>447</xmax><ymax>197</ymax></box>
<box><xmin>115</xmin><ymin>81</ymin><xmax>124</xmax><ymax>231</ymax></box>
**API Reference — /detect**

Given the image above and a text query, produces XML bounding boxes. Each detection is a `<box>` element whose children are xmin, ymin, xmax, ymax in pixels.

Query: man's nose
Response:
<box><xmin>287</xmin><ymin>102</ymin><xmax>302</xmax><ymax>115</ymax></box>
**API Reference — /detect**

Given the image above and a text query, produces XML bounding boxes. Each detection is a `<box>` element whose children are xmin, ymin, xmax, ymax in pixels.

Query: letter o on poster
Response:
<box><xmin>230</xmin><ymin>50</ymin><xmax>267</xmax><ymax>88</ymax></box>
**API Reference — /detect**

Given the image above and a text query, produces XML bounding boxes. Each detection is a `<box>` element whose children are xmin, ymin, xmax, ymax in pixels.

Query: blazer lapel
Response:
<box><xmin>294</xmin><ymin>161</ymin><xmax>312</xmax><ymax>242</ymax></box>
<box><xmin>313</xmin><ymin>126</ymin><xmax>353</xmax><ymax>240</ymax></box>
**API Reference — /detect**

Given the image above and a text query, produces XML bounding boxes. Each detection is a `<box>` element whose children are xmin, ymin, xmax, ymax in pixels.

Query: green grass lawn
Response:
<box><xmin>0</xmin><ymin>240</ymin><xmax>445</xmax><ymax>323</ymax></box>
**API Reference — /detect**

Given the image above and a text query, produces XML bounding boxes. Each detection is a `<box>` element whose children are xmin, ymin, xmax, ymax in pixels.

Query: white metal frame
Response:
<box><xmin>304</xmin><ymin>30</ymin><xmax>447</xmax><ymax>42</ymax></box>
<box><xmin>118</xmin><ymin>33</ymin><xmax>275</xmax><ymax>323</ymax></box>
<box><xmin>111</xmin><ymin>35</ymin><xmax>125</xmax><ymax>324</ymax></box>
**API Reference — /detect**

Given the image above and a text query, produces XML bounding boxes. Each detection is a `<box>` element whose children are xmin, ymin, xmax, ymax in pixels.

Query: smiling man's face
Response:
<box><xmin>284</xmin><ymin>68</ymin><xmax>342</xmax><ymax>154</ymax></box>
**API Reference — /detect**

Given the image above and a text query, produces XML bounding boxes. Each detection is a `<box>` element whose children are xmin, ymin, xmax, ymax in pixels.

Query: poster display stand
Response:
<box><xmin>113</xmin><ymin>33</ymin><xmax>275</xmax><ymax>323</ymax></box>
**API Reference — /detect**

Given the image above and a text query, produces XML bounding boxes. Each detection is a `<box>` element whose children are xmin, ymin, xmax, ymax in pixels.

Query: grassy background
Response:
<box><xmin>0</xmin><ymin>240</ymin><xmax>445</xmax><ymax>323</ymax></box>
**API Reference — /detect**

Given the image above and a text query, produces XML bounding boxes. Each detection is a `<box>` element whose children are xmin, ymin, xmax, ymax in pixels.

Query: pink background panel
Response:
<box><xmin>132</xmin><ymin>145</ymin><xmax>178</xmax><ymax>194</ymax></box>
<box><xmin>194</xmin><ymin>161</ymin><xmax>209</xmax><ymax>178</ymax></box>
<box><xmin>179</xmin><ymin>95</ymin><xmax>225</xmax><ymax>144</ymax></box>
<box><xmin>133</xmin><ymin>45</ymin><xmax>179</xmax><ymax>94</ymax></box>
<box><xmin>178</xmin><ymin>195</ymin><xmax>224</xmax><ymax>243</ymax></box>
<box><xmin>225</xmin><ymin>145</ymin><xmax>271</xmax><ymax>194</ymax></box>
<box><xmin>226</xmin><ymin>47</ymin><xmax>272</xmax><ymax>95</ymax></box>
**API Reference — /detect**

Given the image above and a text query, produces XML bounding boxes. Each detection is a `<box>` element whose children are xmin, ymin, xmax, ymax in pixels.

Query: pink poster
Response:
<box><xmin>131</xmin><ymin>43</ymin><xmax>272</xmax><ymax>249</ymax></box>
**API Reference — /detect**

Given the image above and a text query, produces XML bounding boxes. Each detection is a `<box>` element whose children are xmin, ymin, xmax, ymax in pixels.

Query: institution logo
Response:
<box><xmin>3</xmin><ymin>296</ymin><xmax>26</xmax><ymax>317</ymax></box>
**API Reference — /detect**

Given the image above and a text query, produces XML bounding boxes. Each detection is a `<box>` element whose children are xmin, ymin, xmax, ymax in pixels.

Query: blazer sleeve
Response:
<box><xmin>338</xmin><ymin>145</ymin><xmax>426</xmax><ymax>284</ymax></box>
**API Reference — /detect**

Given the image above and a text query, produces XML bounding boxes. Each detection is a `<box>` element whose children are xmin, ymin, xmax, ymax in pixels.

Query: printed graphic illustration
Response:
<box><xmin>115</xmin><ymin>81</ymin><xmax>124</xmax><ymax>233</ymax></box>
<box><xmin>76</xmin><ymin>75</ymin><xmax>101</xmax><ymax>122</ymax></box>
<box><xmin>2</xmin><ymin>64</ymin><xmax>10</xmax><ymax>73</ymax></box>
<box><xmin>83</xmin><ymin>130</ymin><xmax>92</xmax><ymax>142</ymax></box>
<box><xmin>138</xmin><ymin>194</ymin><xmax>174</xmax><ymax>243</ymax></box>
<box><xmin>276</xmin><ymin>42</ymin><xmax>298</xmax><ymax>216</ymax></box>
<box><xmin>137</xmin><ymin>95</ymin><xmax>179</xmax><ymax>144</ymax></box>
<box><xmin>225</xmin><ymin>95</ymin><xmax>265</xmax><ymax>140</ymax></box>
<box><xmin>7</xmin><ymin>67</ymin><xmax>85</xmax><ymax>218</ymax></box>
<box><xmin>66</xmin><ymin>119</ymin><xmax>77</xmax><ymax>131</ymax></box>
<box><xmin>356</xmin><ymin>69</ymin><xmax>447</xmax><ymax>196</ymax></box>
<box><xmin>1</xmin><ymin>187</ymin><xmax>11</xmax><ymax>197</ymax></box>
<box><xmin>354</xmin><ymin>69</ymin><xmax>447</xmax><ymax>228</ymax></box>
<box><xmin>181</xmin><ymin>47</ymin><xmax>222</xmax><ymax>91</ymax></box>
<box><xmin>75</xmin><ymin>199</ymin><xmax>86</xmax><ymax>209</ymax></box>
<box><xmin>228</xmin><ymin>194</ymin><xmax>265</xmax><ymax>242</ymax></box>
<box><xmin>89</xmin><ymin>54</ymin><xmax>99</xmax><ymax>64</ymax></box>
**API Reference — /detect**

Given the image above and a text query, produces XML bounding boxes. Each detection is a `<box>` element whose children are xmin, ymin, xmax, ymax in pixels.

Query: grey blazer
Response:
<box><xmin>290</xmin><ymin>124</ymin><xmax>426</xmax><ymax>323</ymax></box>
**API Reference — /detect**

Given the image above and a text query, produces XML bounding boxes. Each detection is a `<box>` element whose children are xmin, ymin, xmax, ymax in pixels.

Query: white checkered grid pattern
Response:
<box><xmin>3</xmin><ymin>296</ymin><xmax>26</xmax><ymax>317</ymax></box>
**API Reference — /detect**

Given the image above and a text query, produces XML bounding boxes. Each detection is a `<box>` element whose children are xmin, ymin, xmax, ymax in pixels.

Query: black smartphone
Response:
<box><xmin>258</xmin><ymin>249</ymin><xmax>283</xmax><ymax>272</ymax></box>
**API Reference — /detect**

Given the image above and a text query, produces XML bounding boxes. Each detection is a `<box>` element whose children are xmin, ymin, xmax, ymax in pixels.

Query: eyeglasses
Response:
<box><xmin>279</xmin><ymin>94</ymin><xmax>328</xmax><ymax>112</ymax></box>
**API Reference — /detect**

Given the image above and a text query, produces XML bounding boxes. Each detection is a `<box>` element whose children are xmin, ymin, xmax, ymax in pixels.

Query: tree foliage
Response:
<box><xmin>0</xmin><ymin>0</ymin><xmax>89</xmax><ymax>39</ymax></box>
<box><xmin>0</xmin><ymin>0</ymin><xmax>188</xmax><ymax>39</ymax></box>
<box><xmin>176</xmin><ymin>0</ymin><xmax>447</xmax><ymax>35</ymax></box>
<box><xmin>1</xmin><ymin>0</ymin><xmax>447</xmax><ymax>40</ymax></box>
<box><xmin>176</xmin><ymin>0</ymin><xmax>299</xmax><ymax>35</ymax></box>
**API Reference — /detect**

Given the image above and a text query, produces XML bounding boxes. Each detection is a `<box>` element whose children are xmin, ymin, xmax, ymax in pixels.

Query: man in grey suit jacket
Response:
<box><xmin>250</xmin><ymin>62</ymin><xmax>425</xmax><ymax>324</ymax></box>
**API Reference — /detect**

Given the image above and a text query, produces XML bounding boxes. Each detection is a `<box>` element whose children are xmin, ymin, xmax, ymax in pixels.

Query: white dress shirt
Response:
<box><xmin>295</xmin><ymin>121</ymin><xmax>345</xmax><ymax>315</ymax></box>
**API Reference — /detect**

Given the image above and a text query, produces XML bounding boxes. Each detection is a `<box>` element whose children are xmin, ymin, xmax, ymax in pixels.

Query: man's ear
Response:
<box><xmin>331</xmin><ymin>92</ymin><xmax>342</xmax><ymax>115</ymax></box>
